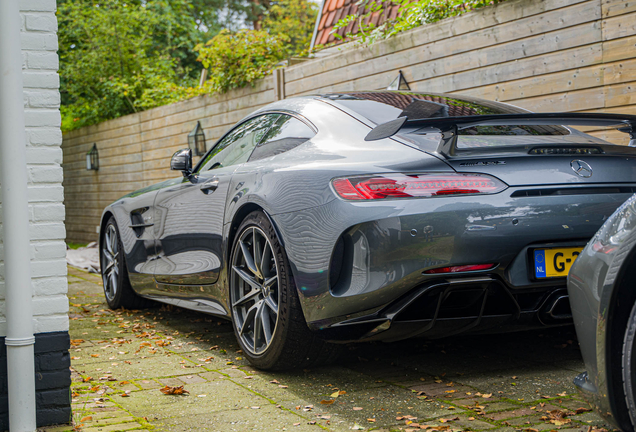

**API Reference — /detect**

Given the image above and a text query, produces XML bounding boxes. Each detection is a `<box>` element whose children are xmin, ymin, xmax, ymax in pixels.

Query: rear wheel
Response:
<box><xmin>100</xmin><ymin>217</ymin><xmax>152</xmax><ymax>310</ymax></box>
<box><xmin>229</xmin><ymin>211</ymin><xmax>340</xmax><ymax>370</ymax></box>
<box><xmin>622</xmin><ymin>300</ymin><xmax>636</xmax><ymax>428</ymax></box>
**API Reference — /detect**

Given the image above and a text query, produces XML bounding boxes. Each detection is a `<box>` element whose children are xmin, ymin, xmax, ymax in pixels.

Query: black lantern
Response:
<box><xmin>86</xmin><ymin>143</ymin><xmax>99</xmax><ymax>170</ymax></box>
<box><xmin>188</xmin><ymin>121</ymin><xmax>206</xmax><ymax>156</ymax></box>
<box><xmin>387</xmin><ymin>70</ymin><xmax>411</xmax><ymax>91</ymax></box>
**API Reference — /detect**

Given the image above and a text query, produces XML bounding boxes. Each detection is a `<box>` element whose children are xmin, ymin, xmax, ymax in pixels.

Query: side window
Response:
<box><xmin>249</xmin><ymin>115</ymin><xmax>316</xmax><ymax>162</ymax></box>
<box><xmin>197</xmin><ymin>114</ymin><xmax>280</xmax><ymax>172</ymax></box>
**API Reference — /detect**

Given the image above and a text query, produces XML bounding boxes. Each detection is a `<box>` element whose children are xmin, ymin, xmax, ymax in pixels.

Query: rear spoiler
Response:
<box><xmin>364</xmin><ymin>113</ymin><xmax>636</xmax><ymax>154</ymax></box>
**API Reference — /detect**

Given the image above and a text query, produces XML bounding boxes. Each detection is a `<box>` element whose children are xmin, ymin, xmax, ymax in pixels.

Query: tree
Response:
<box><xmin>57</xmin><ymin>0</ymin><xmax>243</xmax><ymax>131</ymax></box>
<box><xmin>195</xmin><ymin>29</ymin><xmax>289</xmax><ymax>93</ymax></box>
<box><xmin>57</xmin><ymin>0</ymin><xmax>319</xmax><ymax>132</ymax></box>
<box><xmin>262</xmin><ymin>0</ymin><xmax>318</xmax><ymax>56</ymax></box>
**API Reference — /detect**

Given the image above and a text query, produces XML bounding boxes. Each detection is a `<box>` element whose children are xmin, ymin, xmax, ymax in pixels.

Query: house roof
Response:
<box><xmin>312</xmin><ymin>0</ymin><xmax>400</xmax><ymax>47</ymax></box>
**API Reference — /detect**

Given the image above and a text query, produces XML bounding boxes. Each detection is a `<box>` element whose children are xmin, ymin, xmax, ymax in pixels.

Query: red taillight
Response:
<box><xmin>424</xmin><ymin>264</ymin><xmax>496</xmax><ymax>274</ymax></box>
<box><xmin>332</xmin><ymin>173</ymin><xmax>507</xmax><ymax>200</ymax></box>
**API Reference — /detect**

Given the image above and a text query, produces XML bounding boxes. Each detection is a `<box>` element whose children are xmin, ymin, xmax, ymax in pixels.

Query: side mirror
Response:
<box><xmin>170</xmin><ymin>148</ymin><xmax>192</xmax><ymax>176</ymax></box>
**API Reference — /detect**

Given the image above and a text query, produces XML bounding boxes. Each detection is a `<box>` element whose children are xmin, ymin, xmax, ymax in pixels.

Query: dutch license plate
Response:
<box><xmin>533</xmin><ymin>247</ymin><xmax>583</xmax><ymax>279</ymax></box>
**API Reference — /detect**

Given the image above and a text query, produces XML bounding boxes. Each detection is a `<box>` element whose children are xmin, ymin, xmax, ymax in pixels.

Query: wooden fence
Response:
<box><xmin>62</xmin><ymin>0</ymin><xmax>636</xmax><ymax>243</ymax></box>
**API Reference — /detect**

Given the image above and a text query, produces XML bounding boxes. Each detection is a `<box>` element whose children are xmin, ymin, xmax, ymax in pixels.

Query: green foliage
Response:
<box><xmin>332</xmin><ymin>0</ymin><xmax>505</xmax><ymax>46</ymax></box>
<box><xmin>262</xmin><ymin>0</ymin><xmax>318</xmax><ymax>56</ymax></box>
<box><xmin>394</xmin><ymin>0</ymin><xmax>504</xmax><ymax>32</ymax></box>
<box><xmin>58</xmin><ymin>0</ymin><xmax>318</xmax><ymax>132</ymax></box>
<box><xmin>58</xmin><ymin>0</ymin><xmax>214</xmax><ymax>131</ymax></box>
<box><xmin>195</xmin><ymin>29</ymin><xmax>289</xmax><ymax>93</ymax></box>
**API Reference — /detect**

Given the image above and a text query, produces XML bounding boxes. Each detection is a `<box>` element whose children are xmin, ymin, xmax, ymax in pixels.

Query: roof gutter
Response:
<box><xmin>0</xmin><ymin>1</ymin><xmax>37</xmax><ymax>431</ymax></box>
<box><xmin>310</xmin><ymin>0</ymin><xmax>325</xmax><ymax>49</ymax></box>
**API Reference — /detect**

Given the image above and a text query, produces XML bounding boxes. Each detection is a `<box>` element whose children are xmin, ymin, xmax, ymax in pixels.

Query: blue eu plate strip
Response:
<box><xmin>534</xmin><ymin>249</ymin><xmax>546</xmax><ymax>278</ymax></box>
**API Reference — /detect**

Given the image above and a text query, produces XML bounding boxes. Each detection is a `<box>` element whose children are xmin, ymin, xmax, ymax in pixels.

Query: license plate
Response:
<box><xmin>533</xmin><ymin>247</ymin><xmax>583</xmax><ymax>279</ymax></box>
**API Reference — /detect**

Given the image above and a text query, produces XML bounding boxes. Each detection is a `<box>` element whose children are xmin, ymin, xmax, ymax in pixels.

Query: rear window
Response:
<box><xmin>325</xmin><ymin>92</ymin><xmax>569</xmax><ymax>136</ymax></box>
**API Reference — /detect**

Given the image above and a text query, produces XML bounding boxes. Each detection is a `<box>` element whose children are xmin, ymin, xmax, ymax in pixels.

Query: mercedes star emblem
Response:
<box><xmin>571</xmin><ymin>160</ymin><xmax>593</xmax><ymax>178</ymax></box>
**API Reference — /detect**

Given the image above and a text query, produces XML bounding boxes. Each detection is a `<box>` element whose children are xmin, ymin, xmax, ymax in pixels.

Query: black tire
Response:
<box><xmin>622</xmin><ymin>300</ymin><xmax>636</xmax><ymax>428</ymax></box>
<box><xmin>229</xmin><ymin>210</ymin><xmax>340</xmax><ymax>370</ymax></box>
<box><xmin>100</xmin><ymin>216</ymin><xmax>153</xmax><ymax>310</ymax></box>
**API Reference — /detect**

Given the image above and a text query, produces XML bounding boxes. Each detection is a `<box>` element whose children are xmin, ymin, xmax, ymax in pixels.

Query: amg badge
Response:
<box><xmin>459</xmin><ymin>161</ymin><xmax>506</xmax><ymax>167</ymax></box>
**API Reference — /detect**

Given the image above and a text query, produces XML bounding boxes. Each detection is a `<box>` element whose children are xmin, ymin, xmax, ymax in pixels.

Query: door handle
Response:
<box><xmin>200</xmin><ymin>178</ymin><xmax>219</xmax><ymax>194</ymax></box>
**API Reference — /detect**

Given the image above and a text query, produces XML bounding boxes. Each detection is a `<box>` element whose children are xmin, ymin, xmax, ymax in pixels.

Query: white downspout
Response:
<box><xmin>0</xmin><ymin>1</ymin><xmax>37</xmax><ymax>431</ymax></box>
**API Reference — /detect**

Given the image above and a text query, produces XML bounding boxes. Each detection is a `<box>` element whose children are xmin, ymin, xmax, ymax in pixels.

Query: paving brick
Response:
<box><xmin>134</xmin><ymin>379</ymin><xmax>161</xmax><ymax>390</ymax></box>
<box><xmin>180</xmin><ymin>374</ymin><xmax>207</xmax><ymax>384</ymax></box>
<box><xmin>158</xmin><ymin>377</ymin><xmax>185</xmax><ymax>387</ymax></box>
<box><xmin>198</xmin><ymin>371</ymin><xmax>225</xmax><ymax>381</ymax></box>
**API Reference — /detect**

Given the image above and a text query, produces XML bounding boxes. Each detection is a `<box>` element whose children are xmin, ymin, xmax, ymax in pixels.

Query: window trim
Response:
<box><xmin>193</xmin><ymin>110</ymin><xmax>317</xmax><ymax>174</ymax></box>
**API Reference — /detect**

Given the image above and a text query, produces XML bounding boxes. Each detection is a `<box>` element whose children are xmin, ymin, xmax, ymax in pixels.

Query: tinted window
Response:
<box><xmin>249</xmin><ymin>115</ymin><xmax>315</xmax><ymax>162</ymax></box>
<box><xmin>326</xmin><ymin>92</ymin><xmax>568</xmax><ymax>136</ymax></box>
<box><xmin>198</xmin><ymin>114</ymin><xmax>280</xmax><ymax>172</ymax></box>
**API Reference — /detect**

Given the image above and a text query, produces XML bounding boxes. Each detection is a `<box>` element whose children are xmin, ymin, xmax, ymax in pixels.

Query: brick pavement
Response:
<box><xmin>39</xmin><ymin>266</ymin><xmax>616</xmax><ymax>432</ymax></box>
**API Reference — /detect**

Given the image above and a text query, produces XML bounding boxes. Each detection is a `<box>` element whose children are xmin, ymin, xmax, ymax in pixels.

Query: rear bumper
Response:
<box><xmin>272</xmin><ymin>186</ymin><xmax>635</xmax><ymax>325</ymax></box>
<box><xmin>311</xmin><ymin>274</ymin><xmax>573</xmax><ymax>342</ymax></box>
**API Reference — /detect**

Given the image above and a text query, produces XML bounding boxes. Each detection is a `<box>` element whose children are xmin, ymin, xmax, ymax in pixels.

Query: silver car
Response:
<box><xmin>569</xmin><ymin>193</ymin><xmax>636</xmax><ymax>429</ymax></box>
<box><xmin>99</xmin><ymin>91</ymin><xmax>636</xmax><ymax>370</ymax></box>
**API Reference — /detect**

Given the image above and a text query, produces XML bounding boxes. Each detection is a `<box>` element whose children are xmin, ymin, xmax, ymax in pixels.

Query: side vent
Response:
<box><xmin>129</xmin><ymin>207</ymin><xmax>152</xmax><ymax>238</ymax></box>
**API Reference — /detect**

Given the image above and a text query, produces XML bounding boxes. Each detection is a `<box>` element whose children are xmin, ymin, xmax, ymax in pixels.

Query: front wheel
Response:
<box><xmin>100</xmin><ymin>217</ymin><xmax>152</xmax><ymax>310</ymax></box>
<box><xmin>229</xmin><ymin>211</ymin><xmax>339</xmax><ymax>370</ymax></box>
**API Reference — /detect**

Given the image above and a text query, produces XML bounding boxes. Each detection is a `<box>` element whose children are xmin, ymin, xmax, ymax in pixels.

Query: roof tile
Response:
<box><xmin>314</xmin><ymin>0</ymin><xmax>400</xmax><ymax>47</ymax></box>
<box><xmin>325</xmin><ymin>10</ymin><xmax>337</xmax><ymax>28</ymax></box>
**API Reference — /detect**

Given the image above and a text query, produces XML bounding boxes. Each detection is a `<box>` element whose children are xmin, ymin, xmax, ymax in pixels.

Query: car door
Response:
<box><xmin>153</xmin><ymin>114</ymin><xmax>280</xmax><ymax>288</ymax></box>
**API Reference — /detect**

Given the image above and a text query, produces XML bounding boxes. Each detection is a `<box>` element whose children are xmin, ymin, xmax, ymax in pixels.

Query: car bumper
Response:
<box><xmin>272</xmin><ymin>187</ymin><xmax>635</xmax><ymax>338</ymax></box>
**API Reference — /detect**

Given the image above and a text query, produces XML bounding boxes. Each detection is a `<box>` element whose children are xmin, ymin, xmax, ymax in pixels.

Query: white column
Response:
<box><xmin>0</xmin><ymin>1</ymin><xmax>37</xmax><ymax>431</ymax></box>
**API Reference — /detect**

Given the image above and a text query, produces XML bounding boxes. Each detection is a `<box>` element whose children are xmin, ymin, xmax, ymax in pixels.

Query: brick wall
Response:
<box><xmin>2</xmin><ymin>0</ymin><xmax>69</xmax><ymax>335</ymax></box>
<box><xmin>0</xmin><ymin>0</ymin><xmax>70</xmax><ymax>427</ymax></box>
<box><xmin>62</xmin><ymin>0</ymin><xmax>636</xmax><ymax>243</ymax></box>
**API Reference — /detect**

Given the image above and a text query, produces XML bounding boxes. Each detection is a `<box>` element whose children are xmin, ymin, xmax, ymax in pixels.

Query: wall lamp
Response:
<box><xmin>188</xmin><ymin>121</ymin><xmax>206</xmax><ymax>156</ymax></box>
<box><xmin>86</xmin><ymin>143</ymin><xmax>99</xmax><ymax>170</ymax></box>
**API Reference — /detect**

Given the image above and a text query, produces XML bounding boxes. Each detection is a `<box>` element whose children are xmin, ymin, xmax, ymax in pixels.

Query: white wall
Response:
<box><xmin>0</xmin><ymin>0</ymin><xmax>68</xmax><ymax>336</ymax></box>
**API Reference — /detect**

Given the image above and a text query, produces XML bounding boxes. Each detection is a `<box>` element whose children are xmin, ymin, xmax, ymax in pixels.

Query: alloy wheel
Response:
<box><xmin>230</xmin><ymin>226</ymin><xmax>280</xmax><ymax>355</ymax></box>
<box><xmin>101</xmin><ymin>224</ymin><xmax>120</xmax><ymax>302</ymax></box>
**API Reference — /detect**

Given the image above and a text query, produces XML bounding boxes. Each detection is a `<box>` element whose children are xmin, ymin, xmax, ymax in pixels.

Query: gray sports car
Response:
<box><xmin>568</xmin><ymin>193</ymin><xmax>636</xmax><ymax>429</ymax></box>
<box><xmin>99</xmin><ymin>90</ymin><xmax>636</xmax><ymax>370</ymax></box>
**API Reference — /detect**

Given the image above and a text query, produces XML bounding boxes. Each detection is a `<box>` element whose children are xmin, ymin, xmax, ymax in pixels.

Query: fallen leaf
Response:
<box><xmin>367</xmin><ymin>418</ymin><xmax>375</xmax><ymax>422</ymax></box>
<box><xmin>575</xmin><ymin>407</ymin><xmax>592</xmax><ymax>414</ymax></box>
<box><xmin>80</xmin><ymin>416</ymin><xmax>92</xmax><ymax>422</ymax></box>
<box><xmin>160</xmin><ymin>385</ymin><xmax>189</xmax><ymax>395</ymax></box>
<box><xmin>353</xmin><ymin>407</ymin><xmax>363</xmax><ymax>411</ymax></box>
<box><xmin>481</xmin><ymin>393</ymin><xmax>492</xmax><ymax>398</ymax></box>
<box><xmin>90</xmin><ymin>354</ymin><xmax>100</xmax><ymax>358</ymax></box>
<box><xmin>320</xmin><ymin>400</ymin><xmax>334</xmax><ymax>405</ymax></box>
